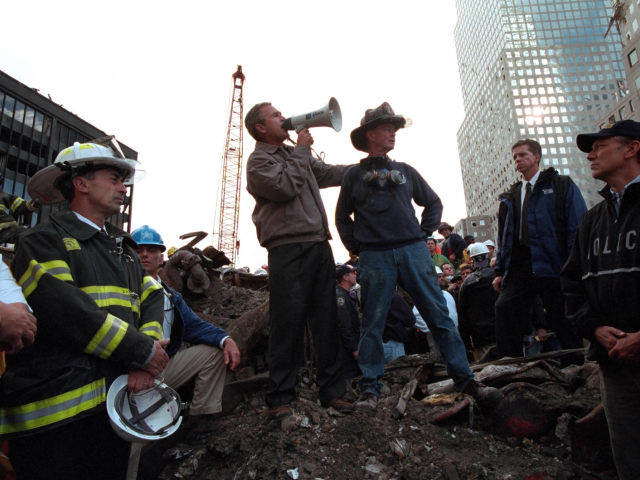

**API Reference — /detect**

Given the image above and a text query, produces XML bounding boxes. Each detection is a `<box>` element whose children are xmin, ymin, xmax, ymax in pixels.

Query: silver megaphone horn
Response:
<box><xmin>282</xmin><ymin>98</ymin><xmax>342</xmax><ymax>133</ymax></box>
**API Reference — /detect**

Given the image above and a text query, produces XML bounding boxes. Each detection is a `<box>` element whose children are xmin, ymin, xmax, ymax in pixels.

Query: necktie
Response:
<box><xmin>520</xmin><ymin>182</ymin><xmax>532</xmax><ymax>247</ymax></box>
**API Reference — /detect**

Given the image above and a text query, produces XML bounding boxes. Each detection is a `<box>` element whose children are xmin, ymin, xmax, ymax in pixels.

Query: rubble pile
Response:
<box><xmin>189</xmin><ymin>281</ymin><xmax>269</xmax><ymax>322</ymax></box>
<box><xmin>155</xmin><ymin>355</ymin><xmax>613</xmax><ymax>479</ymax></box>
<box><xmin>142</xmin><ymin>273</ymin><xmax>615</xmax><ymax>480</ymax></box>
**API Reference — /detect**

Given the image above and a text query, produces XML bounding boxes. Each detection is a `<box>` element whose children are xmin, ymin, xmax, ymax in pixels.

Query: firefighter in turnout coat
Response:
<box><xmin>0</xmin><ymin>189</ymin><xmax>38</xmax><ymax>245</ymax></box>
<box><xmin>0</xmin><ymin>138</ymin><xmax>167</xmax><ymax>480</ymax></box>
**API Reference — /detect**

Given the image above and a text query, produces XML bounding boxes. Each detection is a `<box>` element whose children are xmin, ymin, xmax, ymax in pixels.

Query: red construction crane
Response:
<box><xmin>216</xmin><ymin>65</ymin><xmax>245</xmax><ymax>267</ymax></box>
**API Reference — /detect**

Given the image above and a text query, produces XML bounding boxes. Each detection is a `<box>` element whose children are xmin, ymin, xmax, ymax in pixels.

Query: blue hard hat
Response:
<box><xmin>131</xmin><ymin>225</ymin><xmax>166</xmax><ymax>252</ymax></box>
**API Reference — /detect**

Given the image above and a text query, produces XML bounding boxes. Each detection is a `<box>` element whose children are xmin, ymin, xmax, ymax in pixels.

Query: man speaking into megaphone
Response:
<box><xmin>244</xmin><ymin>101</ymin><xmax>354</xmax><ymax>421</ymax></box>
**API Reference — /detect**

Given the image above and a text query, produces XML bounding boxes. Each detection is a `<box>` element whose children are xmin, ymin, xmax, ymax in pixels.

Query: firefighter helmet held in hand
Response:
<box><xmin>107</xmin><ymin>375</ymin><xmax>183</xmax><ymax>443</ymax></box>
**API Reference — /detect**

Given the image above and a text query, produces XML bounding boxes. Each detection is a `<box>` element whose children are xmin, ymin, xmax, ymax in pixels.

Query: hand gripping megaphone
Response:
<box><xmin>282</xmin><ymin>97</ymin><xmax>342</xmax><ymax>133</ymax></box>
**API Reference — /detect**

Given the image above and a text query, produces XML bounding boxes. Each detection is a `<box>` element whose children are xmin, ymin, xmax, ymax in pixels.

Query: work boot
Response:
<box><xmin>462</xmin><ymin>380</ymin><xmax>503</xmax><ymax>407</ymax></box>
<box><xmin>268</xmin><ymin>404</ymin><xmax>292</xmax><ymax>421</ymax></box>
<box><xmin>322</xmin><ymin>397</ymin><xmax>354</xmax><ymax>414</ymax></box>
<box><xmin>355</xmin><ymin>393</ymin><xmax>378</xmax><ymax>415</ymax></box>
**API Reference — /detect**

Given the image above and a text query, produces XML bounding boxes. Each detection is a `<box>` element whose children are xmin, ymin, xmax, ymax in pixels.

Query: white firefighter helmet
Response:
<box><xmin>27</xmin><ymin>136</ymin><xmax>145</xmax><ymax>205</ymax></box>
<box><xmin>106</xmin><ymin>375</ymin><xmax>183</xmax><ymax>443</ymax></box>
<box><xmin>467</xmin><ymin>242</ymin><xmax>490</xmax><ymax>258</ymax></box>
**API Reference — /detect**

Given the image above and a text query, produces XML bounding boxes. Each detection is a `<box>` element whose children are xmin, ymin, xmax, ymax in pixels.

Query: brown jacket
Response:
<box><xmin>246</xmin><ymin>141</ymin><xmax>351</xmax><ymax>250</ymax></box>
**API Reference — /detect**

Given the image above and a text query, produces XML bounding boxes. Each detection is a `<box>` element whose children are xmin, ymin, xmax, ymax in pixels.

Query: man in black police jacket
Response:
<box><xmin>335</xmin><ymin>264</ymin><xmax>360</xmax><ymax>379</ymax></box>
<box><xmin>561</xmin><ymin>120</ymin><xmax>640</xmax><ymax>480</ymax></box>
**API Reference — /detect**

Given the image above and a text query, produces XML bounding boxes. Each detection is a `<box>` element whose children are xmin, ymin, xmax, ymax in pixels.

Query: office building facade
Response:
<box><xmin>455</xmin><ymin>0</ymin><xmax>624</xmax><ymax>239</ymax></box>
<box><xmin>598</xmin><ymin>1</ymin><xmax>640</xmax><ymax>125</ymax></box>
<box><xmin>0</xmin><ymin>70</ymin><xmax>136</xmax><ymax>231</ymax></box>
<box><xmin>453</xmin><ymin>215</ymin><xmax>493</xmax><ymax>241</ymax></box>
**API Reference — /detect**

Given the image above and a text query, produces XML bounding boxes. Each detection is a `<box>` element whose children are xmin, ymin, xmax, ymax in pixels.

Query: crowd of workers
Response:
<box><xmin>244</xmin><ymin>103</ymin><xmax>640</xmax><ymax>480</ymax></box>
<box><xmin>0</xmin><ymin>104</ymin><xmax>636</xmax><ymax>480</ymax></box>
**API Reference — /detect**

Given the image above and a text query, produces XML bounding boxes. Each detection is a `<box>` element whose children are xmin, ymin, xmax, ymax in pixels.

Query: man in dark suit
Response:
<box><xmin>493</xmin><ymin>139</ymin><xmax>587</xmax><ymax>364</ymax></box>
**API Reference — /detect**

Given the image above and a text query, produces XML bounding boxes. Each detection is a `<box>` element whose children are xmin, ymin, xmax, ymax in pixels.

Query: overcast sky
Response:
<box><xmin>2</xmin><ymin>1</ymin><xmax>468</xmax><ymax>269</ymax></box>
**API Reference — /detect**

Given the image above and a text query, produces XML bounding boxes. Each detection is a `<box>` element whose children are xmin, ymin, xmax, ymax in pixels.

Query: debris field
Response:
<box><xmin>139</xmin><ymin>276</ymin><xmax>616</xmax><ymax>480</ymax></box>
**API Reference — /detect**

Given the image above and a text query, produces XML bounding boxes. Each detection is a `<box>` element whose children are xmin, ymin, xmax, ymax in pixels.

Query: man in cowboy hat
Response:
<box><xmin>1</xmin><ymin>137</ymin><xmax>167</xmax><ymax>479</ymax></box>
<box><xmin>336</xmin><ymin>103</ymin><xmax>502</xmax><ymax>413</ymax></box>
<box><xmin>437</xmin><ymin>222</ymin><xmax>466</xmax><ymax>266</ymax></box>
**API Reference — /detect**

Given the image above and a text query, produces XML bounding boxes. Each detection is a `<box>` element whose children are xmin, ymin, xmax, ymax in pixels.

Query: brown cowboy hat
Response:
<box><xmin>350</xmin><ymin>102</ymin><xmax>412</xmax><ymax>152</ymax></box>
<box><xmin>437</xmin><ymin>222</ymin><xmax>454</xmax><ymax>233</ymax></box>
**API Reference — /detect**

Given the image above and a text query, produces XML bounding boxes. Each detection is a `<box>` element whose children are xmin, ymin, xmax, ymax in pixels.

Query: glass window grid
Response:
<box><xmin>0</xmin><ymin>88</ymin><xmax>131</xmax><ymax>229</ymax></box>
<box><xmin>456</xmin><ymin>0</ymin><xmax>615</xmax><ymax>217</ymax></box>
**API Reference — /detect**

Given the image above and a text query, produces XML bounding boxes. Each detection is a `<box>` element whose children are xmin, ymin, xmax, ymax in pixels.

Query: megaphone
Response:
<box><xmin>282</xmin><ymin>97</ymin><xmax>342</xmax><ymax>133</ymax></box>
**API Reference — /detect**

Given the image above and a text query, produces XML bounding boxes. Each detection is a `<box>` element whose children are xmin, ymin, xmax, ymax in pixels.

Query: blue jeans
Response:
<box><xmin>358</xmin><ymin>242</ymin><xmax>473</xmax><ymax>396</ymax></box>
<box><xmin>383</xmin><ymin>339</ymin><xmax>405</xmax><ymax>364</ymax></box>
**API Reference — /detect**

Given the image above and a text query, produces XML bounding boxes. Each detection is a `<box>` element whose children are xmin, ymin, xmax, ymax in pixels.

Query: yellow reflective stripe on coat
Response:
<box><xmin>139</xmin><ymin>321</ymin><xmax>163</xmax><ymax>341</ymax></box>
<box><xmin>19</xmin><ymin>259</ymin><xmax>73</xmax><ymax>299</ymax></box>
<box><xmin>0</xmin><ymin>205</ymin><xmax>7</xmax><ymax>215</ymax></box>
<box><xmin>0</xmin><ymin>378</ymin><xmax>106</xmax><ymax>435</ymax></box>
<box><xmin>10</xmin><ymin>197</ymin><xmax>24</xmax><ymax>213</ymax></box>
<box><xmin>140</xmin><ymin>276</ymin><xmax>162</xmax><ymax>303</ymax></box>
<box><xmin>84</xmin><ymin>314</ymin><xmax>129</xmax><ymax>359</ymax></box>
<box><xmin>81</xmin><ymin>285</ymin><xmax>141</xmax><ymax>314</ymax></box>
<box><xmin>0</xmin><ymin>220</ymin><xmax>18</xmax><ymax>232</ymax></box>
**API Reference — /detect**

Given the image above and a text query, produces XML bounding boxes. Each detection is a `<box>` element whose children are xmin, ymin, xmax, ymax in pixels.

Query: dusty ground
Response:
<box><xmin>149</xmin><ymin>361</ymin><xmax>613</xmax><ymax>480</ymax></box>
<box><xmin>142</xmin><ymin>282</ymin><xmax>616</xmax><ymax>480</ymax></box>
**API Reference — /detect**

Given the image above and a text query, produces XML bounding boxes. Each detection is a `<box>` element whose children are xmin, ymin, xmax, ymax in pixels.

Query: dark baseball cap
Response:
<box><xmin>336</xmin><ymin>264</ymin><xmax>356</xmax><ymax>280</ymax></box>
<box><xmin>576</xmin><ymin>120</ymin><xmax>640</xmax><ymax>153</ymax></box>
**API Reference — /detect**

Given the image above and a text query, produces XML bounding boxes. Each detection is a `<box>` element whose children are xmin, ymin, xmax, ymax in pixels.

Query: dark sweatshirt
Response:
<box><xmin>336</xmin><ymin>160</ymin><xmax>443</xmax><ymax>255</ymax></box>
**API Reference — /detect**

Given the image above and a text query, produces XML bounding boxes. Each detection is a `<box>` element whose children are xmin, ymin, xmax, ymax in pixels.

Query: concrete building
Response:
<box><xmin>0</xmin><ymin>69</ymin><xmax>137</xmax><ymax>231</ymax></box>
<box><xmin>453</xmin><ymin>216</ymin><xmax>493</xmax><ymax>242</ymax></box>
<box><xmin>597</xmin><ymin>1</ymin><xmax>640</xmax><ymax>126</ymax></box>
<box><xmin>454</xmin><ymin>0</ymin><xmax>624</xmax><ymax>240</ymax></box>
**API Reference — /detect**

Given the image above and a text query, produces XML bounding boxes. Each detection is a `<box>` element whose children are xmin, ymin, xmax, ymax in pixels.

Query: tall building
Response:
<box><xmin>454</xmin><ymin>0</ymin><xmax>624</xmax><ymax>239</ymax></box>
<box><xmin>598</xmin><ymin>1</ymin><xmax>640</xmax><ymax>125</ymax></box>
<box><xmin>0</xmin><ymin>69</ymin><xmax>137</xmax><ymax>231</ymax></box>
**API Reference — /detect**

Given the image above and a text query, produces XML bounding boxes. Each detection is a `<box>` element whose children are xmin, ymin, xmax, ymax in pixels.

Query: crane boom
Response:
<box><xmin>217</xmin><ymin>65</ymin><xmax>245</xmax><ymax>266</ymax></box>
